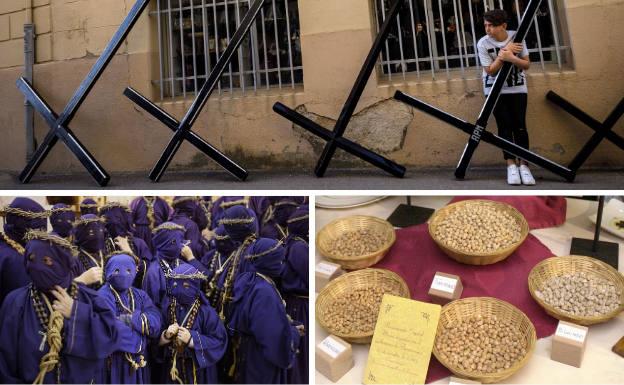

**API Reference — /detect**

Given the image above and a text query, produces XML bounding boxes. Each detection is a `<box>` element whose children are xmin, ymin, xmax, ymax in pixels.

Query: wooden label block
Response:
<box><xmin>428</xmin><ymin>272</ymin><xmax>463</xmax><ymax>305</ymax></box>
<box><xmin>315</xmin><ymin>261</ymin><xmax>344</xmax><ymax>292</ymax></box>
<box><xmin>551</xmin><ymin>320</ymin><xmax>588</xmax><ymax>368</ymax></box>
<box><xmin>316</xmin><ymin>335</ymin><xmax>354</xmax><ymax>382</ymax></box>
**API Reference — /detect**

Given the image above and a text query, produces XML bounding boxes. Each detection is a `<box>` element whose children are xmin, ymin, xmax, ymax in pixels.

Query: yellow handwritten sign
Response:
<box><xmin>363</xmin><ymin>294</ymin><xmax>441</xmax><ymax>384</ymax></box>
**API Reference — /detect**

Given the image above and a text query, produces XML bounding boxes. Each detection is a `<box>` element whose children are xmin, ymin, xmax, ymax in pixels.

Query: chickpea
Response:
<box><xmin>329</xmin><ymin>229</ymin><xmax>388</xmax><ymax>257</ymax></box>
<box><xmin>437</xmin><ymin>316</ymin><xmax>527</xmax><ymax>374</ymax></box>
<box><xmin>434</xmin><ymin>204</ymin><xmax>522</xmax><ymax>253</ymax></box>
<box><xmin>324</xmin><ymin>285</ymin><xmax>398</xmax><ymax>334</ymax></box>
<box><xmin>535</xmin><ymin>271</ymin><xmax>621</xmax><ymax>317</ymax></box>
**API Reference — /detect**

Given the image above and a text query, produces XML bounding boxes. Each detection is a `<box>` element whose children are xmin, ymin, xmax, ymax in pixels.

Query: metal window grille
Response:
<box><xmin>374</xmin><ymin>0</ymin><xmax>571</xmax><ymax>80</ymax></box>
<box><xmin>153</xmin><ymin>0</ymin><xmax>303</xmax><ymax>100</ymax></box>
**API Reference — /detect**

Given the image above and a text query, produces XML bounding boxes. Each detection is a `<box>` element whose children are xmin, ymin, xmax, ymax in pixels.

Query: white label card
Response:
<box><xmin>318</xmin><ymin>336</ymin><xmax>346</xmax><ymax>359</ymax></box>
<box><xmin>556</xmin><ymin>323</ymin><xmax>587</xmax><ymax>344</ymax></box>
<box><xmin>316</xmin><ymin>262</ymin><xmax>339</xmax><ymax>276</ymax></box>
<box><xmin>431</xmin><ymin>275</ymin><xmax>457</xmax><ymax>294</ymax></box>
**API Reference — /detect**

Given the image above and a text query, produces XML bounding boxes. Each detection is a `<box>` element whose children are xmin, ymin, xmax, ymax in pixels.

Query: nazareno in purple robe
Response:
<box><xmin>155</xmin><ymin>263</ymin><xmax>227</xmax><ymax>384</ymax></box>
<box><xmin>226</xmin><ymin>238</ymin><xmax>300</xmax><ymax>384</ymax></box>
<box><xmin>211</xmin><ymin>196</ymin><xmax>247</xmax><ymax>230</ymax></box>
<box><xmin>248</xmin><ymin>197</ymin><xmax>271</xmax><ymax>226</ymax></box>
<box><xmin>0</xmin><ymin>232</ymin><xmax>128</xmax><ymax>384</ymax></box>
<box><xmin>100</xmin><ymin>202</ymin><xmax>154</xmax><ymax>288</ymax></box>
<box><xmin>281</xmin><ymin>205</ymin><xmax>310</xmax><ymax>384</ymax></box>
<box><xmin>171</xmin><ymin>197</ymin><xmax>209</xmax><ymax>259</ymax></box>
<box><xmin>200</xmin><ymin>225</ymin><xmax>237</xmax><ymax>276</ymax></box>
<box><xmin>260</xmin><ymin>197</ymin><xmax>300</xmax><ymax>241</ymax></box>
<box><xmin>130</xmin><ymin>196</ymin><xmax>173</xmax><ymax>253</ymax></box>
<box><xmin>79</xmin><ymin>198</ymin><xmax>99</xmax><ymax>216</ymax></box>
<box><xmin>143</xmin><ymin>222</ymin><xmax>187</xmax><ymax>309</ymax></box>
<box><xmin>49</xmin><ymin>204</ymin><xmax>75</xmax><ymax>239</ymax></box>
<box><xmin>0</xmin><ymin>197</ymin><xmax>48</xmax><ymax>306</ymax></box>
<box><xmin>97</xmin><ymin>252</ymin><xmax>162</xmax><ymax>384</ymax></box>
<box><xmin>0</xmin><ymin>285</ymin><xmax>129</xmax><ymax>383</ymax></box>
<box><xmin>72</xmin><ymin>215</ymin><xmax>107</xmax><ymax>287</ymax></box>
<box><xmin>211</xmin><ymin>206</ymin><xmax>261</xmax><ymax>311</ymax></box>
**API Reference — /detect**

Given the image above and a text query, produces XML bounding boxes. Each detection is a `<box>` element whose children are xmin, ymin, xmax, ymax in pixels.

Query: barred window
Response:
<box><xmin>374</xmin><ymin>0</ymin><xmax>571</xmax><ymax>80</ymax></box>
<box><xmin>153</xmin><ymin>0</ymin><xmax>303</xmax><ymax>100</ymax></box>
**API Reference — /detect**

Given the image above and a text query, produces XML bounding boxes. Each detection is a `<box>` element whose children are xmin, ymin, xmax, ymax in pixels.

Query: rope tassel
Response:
<box><xmin>33</xmin><ymin>311</ymin><xmax>64</xmax><ymax>384</ymax></box>
<box><xmin>170</xmin><ymin>350</ymin><xmax>184</xmax><ymax>384</ymax></box>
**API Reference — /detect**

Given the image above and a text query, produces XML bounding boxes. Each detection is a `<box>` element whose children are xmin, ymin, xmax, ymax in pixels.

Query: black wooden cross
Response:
<box><xmin>395</xmin><ymin>0</ymin><xmax>574</xmax><ymax>182</ymax></box>
<box><xmin>546</xmin><ymin>91</ymin><xmax>624</xmax><ymax>172</ymax></box>
<box><xmin>272</xmin><ymin>0</ymin><xmax>407</xmax><ymax>178</ymax></box>
<box><xmin>123</xmin><ymin>0</ymin><xmax>268</xmax><ymax>182</ymax></box>
<box><xmin>15</xmin><ymin>0</ymin><xmax>151</xmax><ymax>186</ymax></box>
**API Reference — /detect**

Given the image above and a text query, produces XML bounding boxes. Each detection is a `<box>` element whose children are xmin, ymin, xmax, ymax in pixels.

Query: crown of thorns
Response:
<box><xmin>24</xmin><ymin>230</ymin><xmax>78</xmax><ymax>256</ymax></box>
<box><xmin>166</xmin><ymin>272</ymin><xmax>208</xmax><ymax>281</ymax></box>
<box><xmin>99</xmin><ymin>202</ymin><xmax>131</xmax><ymax>213</ymax></box>
<box><xmin>0</xmin><ymin>207</ymin><xmax>49</xmax><ymax>219</ymax></box>
<box><xmin>219</xmin><ymin>217</ymin><xmax>255</xmax><ymax>225</ymax></box>
<box><xmin>50</xmin><ymin>206</ymin><xmax>74</xmax><ymax>214</ymax></box>
<box><xmin>172</xmin><ymin>197</ymin><xmax>199</xmax><ymax>207</ymax></box>
<box><xmin>245</xmin><ymin>241</ymin><xmax>283</xmax><ymax>260</ymax></box>
<box><xmin>73</xmin><ymin>216</ymin><xmax>105</xmax><ymax>227</ymax></box>
<box><xmin>220</xmin><ymin>198</ymin><xmax>248</xmax><ymax>209</ymax></box>
<box><xmin>152</xmin><ymin>222</ymin><xmax>186</xmax><ymax>234</ymax></box>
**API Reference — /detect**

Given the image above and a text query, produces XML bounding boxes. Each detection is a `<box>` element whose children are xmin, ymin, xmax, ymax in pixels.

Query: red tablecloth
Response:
<box><xmin>372</xmin><ymin>224</ymin><xmax>559</xmax><ymax>383</ymax></box>
<box><xmin>450</xmin><ymin>196</ymin><xmax>567</xmax><ymax>230</ymax></box>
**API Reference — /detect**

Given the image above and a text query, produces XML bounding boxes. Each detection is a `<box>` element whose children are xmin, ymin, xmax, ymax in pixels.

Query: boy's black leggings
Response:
<box><xmin>492</xmin><ymin>93</ymin><xmax>529</xmax><ymax>161</ymax></box>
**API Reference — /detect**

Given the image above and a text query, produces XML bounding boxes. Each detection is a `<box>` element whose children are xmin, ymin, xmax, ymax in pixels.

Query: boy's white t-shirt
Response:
<box><xmin>477</xmin><ymin>30</ymin><xmax>529</xmax><ymax>96</ymax></box>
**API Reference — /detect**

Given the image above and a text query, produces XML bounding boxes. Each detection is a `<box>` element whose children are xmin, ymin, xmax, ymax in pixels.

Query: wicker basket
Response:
<box><xmin>528</xmin><ymin>255</ymin><xmax>624</xmax><ymax>325</ymax></box>
<box><xmin>316</xmin><ymin>215</ymin><xmax>396</xmax><ymax>270</ymax></box>
<box><xmin>316</xmin><ymin>268</ymin><xmax>410</xmax><ymax>343</ymax></box>
<box><xmin>428</xmin><ymin>200</ymin><xmax>529</xmax><ymax>265</ymax></box>
<box><xmin>433</xmin><ymin>297</ymin><xmax>536</xmax><ymax>383</ymax></box>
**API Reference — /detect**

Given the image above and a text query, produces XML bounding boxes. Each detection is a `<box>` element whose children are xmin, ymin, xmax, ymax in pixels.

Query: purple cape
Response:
<box><xmin>227</xmin><ymin>272</ymin><xmax>300</xmax><ymax>384</ymax></box>
<box><xmin>156</xmin><ymin>297</ymin><xmax>227</xmax><ymax>384</ymax></box>
<box><xmin>0</xmin><ymin>284</ymin><xmax>129</xmax><ymax>383</ymax></box>
<box><xmin>96</xmin><ymin>284</ymin><xmax>162</xmax><ymax>384</ymax></box>
<box><xmin>281</xmin><ymin>237</ymin><xmax>309</xmax><ymax>384</ymax></box>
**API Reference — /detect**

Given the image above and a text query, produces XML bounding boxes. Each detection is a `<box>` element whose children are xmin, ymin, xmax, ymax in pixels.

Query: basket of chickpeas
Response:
<box><xmin>428</xmin><ymin>200</ymin><xmax>529</xmax><ymax>265</ymax></box>
<box><xmin>528</xmin><ymin>255</ymin><xmax>624</xmax><ymax>326</ymax></box>
<box><xmin>316</xmin><ymin>268</ymin><xmax>410</xmax><ymax>343</ymax></box>
<box><xmin>316</xmin><ymin>215</ymin><xmax>396</xmax><ymax>270</ymax></box>
<box><xmin>433</xmin><ymin>297</ymin><xmax>536</xmax><ymax>383</ymax></box>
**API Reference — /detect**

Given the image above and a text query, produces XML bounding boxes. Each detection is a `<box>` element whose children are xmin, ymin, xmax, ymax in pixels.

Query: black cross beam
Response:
<box><xmin>15</xmin><ymin>0</ymin><xmax>151</xmax><ymax>187</ymax></box>
<box><xmin>272</xmin><ymin>0</ymin><xmax>407</xmax><ymax>178</ymax></box>
<box><xmin>546</xmin><ymin>91</ymin><xmax>624</xmax><ymax>172</ymax></box>
<box><xmin>123</xmin><ymin>1</ymin><xmax>268</xmax><ymax>182</ymax></box>
<box><xmin>396</xmin><ymin>0</ymin><xmax>573</xmax><ymax>182</ymax></box>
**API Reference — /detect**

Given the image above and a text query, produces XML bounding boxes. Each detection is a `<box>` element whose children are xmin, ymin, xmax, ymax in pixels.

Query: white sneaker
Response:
<box><xmin>507</xmin><ymin>164</ymin><xmax>521</xmax><ymax>185</ymax></box>
<box><xmin>519</xmin><ymin>165</ymin><xmax>536</xmax><ymax>185</ymax></box>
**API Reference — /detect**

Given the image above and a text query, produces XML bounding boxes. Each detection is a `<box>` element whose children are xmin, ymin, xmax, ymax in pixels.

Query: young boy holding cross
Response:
<box><xmin>477</xmin><ymin>9</ymin><xmax>536</xmax><ymax>185</ymax></box>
